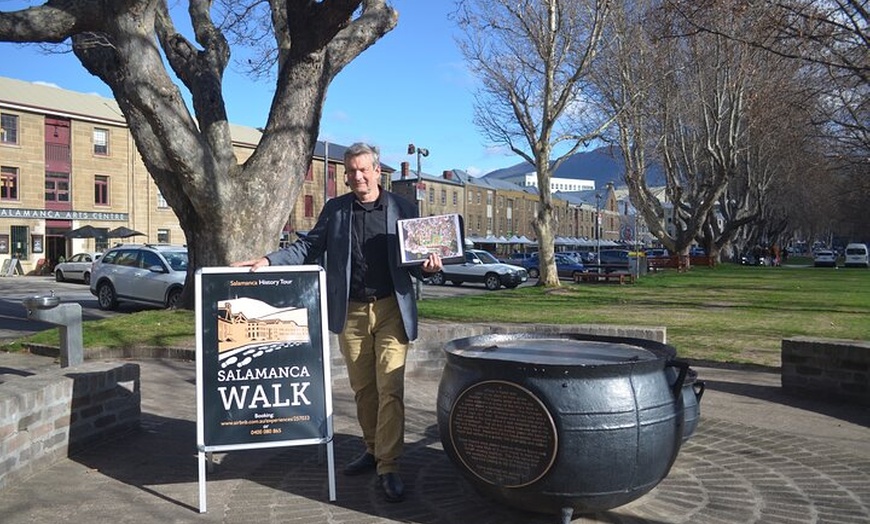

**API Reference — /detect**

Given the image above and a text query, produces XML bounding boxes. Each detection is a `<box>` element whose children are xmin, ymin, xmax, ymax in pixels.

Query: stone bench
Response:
<box><xmin>781</xmin><ymin>337</ymin><xmax>869</xmax><ymax>406</ymax></box>
<box><xmin>573</xmin><ymin>271</ymin><xmax>636</xmax><ymax>285</ymax></box>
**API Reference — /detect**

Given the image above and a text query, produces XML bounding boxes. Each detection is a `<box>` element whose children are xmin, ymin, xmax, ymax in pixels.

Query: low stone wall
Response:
<box><xmin>781</xmin><ymin>337</ymin><xmax>869</xmax><ymax>406</ymax></box>
<box><xmin>28</xmin><ymin>321</ymin><xmax>668</xmax><ymax>388</ymax></box>
<box><xmin>7</xmin><ymin>322</ymin><xmax>664</xmax><ymax>489</ymax></box>
<box><xmin>0</xmin><ymin>362</ymin><xmax>141</xmax><ymax>490</ymax></box>
<box><xmin>329</xmin><ymin>322</ymin><xmax>668</xmax><ymax>384</ymax></box>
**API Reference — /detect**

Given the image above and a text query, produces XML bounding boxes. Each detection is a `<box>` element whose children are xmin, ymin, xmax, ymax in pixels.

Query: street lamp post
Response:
<box><xmin>407</xmin><ymin>143</ymin><xmax>429</xmax><ymax>210</ymax></box>
<box><xmin>595</xmin><ymin>193</ymin><xmax>602</xmax><ymax>269</ymax></box>
<box><xmin>407</xmin><ymin>143</ymin><xmax>429</xmax><ymax>301</ymax></box>
<box><xmin>634</xmin><ymin>207</ymin><xmax>640</xmax><ymax>279</ymax></box>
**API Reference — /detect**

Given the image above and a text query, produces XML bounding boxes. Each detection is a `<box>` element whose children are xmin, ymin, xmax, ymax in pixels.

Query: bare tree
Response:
<box><xmin>665</xmin><ymin>0</ymin><xmax>869</xmax><ymax>165</ymax></box>
<box><xmin>0</xmin><ymin>1</ymin><xmax>397</xmax><ymax>307</ymax></box>
<box><xmin>596</xmin><ymin>0</ymin><xmax>822</xmax><ymax>266</ymax></box>
<box><xmin>596</xmin><ymin>1</ymin><xmax>744</xmax><ymax>263</ymax></box>
<box><xmin>453</xmin><ymin>0</ymin><xmax>613</xmax><ymax>286</ymax></box>
<box><xmin>699</xmin><ymin>29</ymin><xmax>818</xmax><ymax>259</ymax></box>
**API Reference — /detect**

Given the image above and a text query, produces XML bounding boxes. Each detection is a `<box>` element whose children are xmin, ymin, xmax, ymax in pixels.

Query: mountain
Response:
<box><xmin>483</xmin><ymin>146</ymin><xmax>664</xmax><ymax>188</ymax></box>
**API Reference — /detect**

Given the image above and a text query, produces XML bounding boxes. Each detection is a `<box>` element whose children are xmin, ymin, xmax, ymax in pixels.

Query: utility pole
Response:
<box><xmin>595</xmin><ymin>193</ymin><xmax>602</xmax><ymax>269</ymax></box>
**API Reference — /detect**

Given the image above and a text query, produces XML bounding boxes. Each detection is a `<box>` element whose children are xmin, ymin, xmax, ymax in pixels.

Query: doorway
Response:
<box><xmin>44</xmin><ymin>229</ymin><xmax>68</xmax><ymax>272</ymax></box>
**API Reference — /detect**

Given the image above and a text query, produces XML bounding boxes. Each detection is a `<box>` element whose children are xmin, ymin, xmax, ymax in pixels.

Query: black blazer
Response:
<box><xmin>265</xmin><ymin>190</ymin><xmax>423</xmax><ymax>340</ymax></box>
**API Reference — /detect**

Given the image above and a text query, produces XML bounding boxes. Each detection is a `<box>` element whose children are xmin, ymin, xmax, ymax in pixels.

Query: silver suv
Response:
<box><xmin>89</xmin><ymin>244</ymin><xmax>188</xmax><ymax>310</ymax></box>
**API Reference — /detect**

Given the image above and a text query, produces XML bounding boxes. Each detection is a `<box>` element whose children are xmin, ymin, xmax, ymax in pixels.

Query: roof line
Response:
<box><xmin>0</xmin><ymin>100</ymin><xmax>127</xmax><ymax>127</ymax></box>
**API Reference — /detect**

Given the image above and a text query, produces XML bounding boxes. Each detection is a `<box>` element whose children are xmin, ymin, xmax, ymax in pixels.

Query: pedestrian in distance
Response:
<box><xmin>233</xmin><ymin>142</ymin><xmax>442</xmax><ymax>503</ymax></box>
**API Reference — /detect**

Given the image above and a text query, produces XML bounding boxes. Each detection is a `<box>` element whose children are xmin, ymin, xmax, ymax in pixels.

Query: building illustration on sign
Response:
<box><xmin>216</xmin><ymin>297</ymin><xmax>309</xmax><ymax>369</ymax></box>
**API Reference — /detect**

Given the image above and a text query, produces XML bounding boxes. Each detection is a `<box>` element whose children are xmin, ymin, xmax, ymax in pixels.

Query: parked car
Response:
<box><xmin>428</xmin><ymin>249</ymin><xmax>528</xmax><ymax>290</ymax></box>
<box><xmin>559</xmin><ymin>251</ymin><xmax>588</xmax><ymax>264</ymax></box>
<box><xmin>501</xmin><ymin>252</ymin><xmax>536</xmax><ymax>265</ymax></box>
<box><xmin>843</xmin><ymin>243</ymin><xmax>869</xmax><ymax>268</ymax></box>
<box><xmin>812</xmin><ymin>249</ymin><xmax>837</xmax><ymax>268</ymax></box>
<box><xmin>739</xmin><ymin>253</ymin><xmax>765</xmax><ymax>266</ymax></box>
<box><xmin>597</xmin><ymin>249</ymin><xmax>631</xmax><ymax>270</ymax></box>
<box><xmin>89</xmin><ymin>244</ymin><xmax>188</xmax><ymax>310</ymax></box>
<box><xmin>54</xmin><ymin>252</ymin><xmax>101</xmax><ymax>284</ymax></box>
<box><xmin>645</xmin><ymin>248</ymin><xmax>669</xmax><ymax>259</ymax></box>
<box><xmin>520</xmin><ymin>253</ymin><xmax>586</xmax><ymax>279</ymax></box>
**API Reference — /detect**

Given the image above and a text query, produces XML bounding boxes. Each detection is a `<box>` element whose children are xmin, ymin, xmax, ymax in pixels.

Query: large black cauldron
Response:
<box><xmin>437</xmin><ymin>333</ymin><xmax>696</xmax><ymax>521</ymax></box>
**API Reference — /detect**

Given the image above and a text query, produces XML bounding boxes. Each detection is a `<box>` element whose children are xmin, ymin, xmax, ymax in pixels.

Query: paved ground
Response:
<box><xmin>0</xmin><ymin>350</ymin><xmax>868</xmax><ymax>524</ymax></box>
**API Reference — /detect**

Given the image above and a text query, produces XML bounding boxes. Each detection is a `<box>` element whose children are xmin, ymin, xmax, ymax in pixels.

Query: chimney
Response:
<box><xmin>401</xmin><ymin>161</ymin><xmax>410</xmax><ymax>179</ymax></box>
<box><xmin>443</xmin><ymin>170</ymin><xmax>452</xmax><ymax>180</ymax></box>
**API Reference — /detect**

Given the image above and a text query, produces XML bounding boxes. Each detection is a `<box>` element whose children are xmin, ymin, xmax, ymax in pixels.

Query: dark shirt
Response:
<box><xmin>349</xmin><ymin>193</ymin><xmax>393</xmax><ymax>301</ymax></box>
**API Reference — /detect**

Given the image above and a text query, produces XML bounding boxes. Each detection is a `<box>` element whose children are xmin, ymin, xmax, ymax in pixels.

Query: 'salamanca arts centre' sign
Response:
<box><xmin>0</xmin><ymin>207</ymin><xmax>129</xmax><ymax>221</ymax></box>
<box><xmin>195</xmin><ymin>266</ymin><xmax>335</xmax><ymax>512</ymax></box>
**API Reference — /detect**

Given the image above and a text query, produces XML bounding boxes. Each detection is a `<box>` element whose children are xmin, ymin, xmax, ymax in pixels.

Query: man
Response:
<box><xmin>233</xmin><ymin>142</ymin><xmax>442</xmax><ymax>503</ymax></box>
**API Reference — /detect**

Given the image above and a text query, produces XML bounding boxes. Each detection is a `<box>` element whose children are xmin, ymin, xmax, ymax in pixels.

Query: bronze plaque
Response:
<box><xmin>449</xmin><ymin>380</ymin><xmax>557</xmax><ymax>488</ymax></box>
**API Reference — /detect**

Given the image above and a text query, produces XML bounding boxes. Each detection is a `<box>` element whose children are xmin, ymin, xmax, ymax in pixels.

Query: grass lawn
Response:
<box><xmin>417</xmin><ymin>264</ymin><xmax>870</xmax><ymax>367</ymax></box>
<box><xmin>5</xmin><ymin>264</ymin><xmax>868</xmax><ymax>368</ymax></box>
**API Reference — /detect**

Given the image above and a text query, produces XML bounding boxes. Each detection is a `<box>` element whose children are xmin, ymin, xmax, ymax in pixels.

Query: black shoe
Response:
<box><xmin>379</xmin><ymin>472</ymin><xmax>405</xmax><ymax>503</ymax></box>
<box><xmin>343</xmin><ymin>452</ymin><xmax>377</xmax><ymax>476</ymax></box>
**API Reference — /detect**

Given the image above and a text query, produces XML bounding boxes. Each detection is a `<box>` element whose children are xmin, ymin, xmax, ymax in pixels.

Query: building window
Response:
<box><xmin>304</xmin><ymin>195</ymin><xmax>314</xmax><ymax>218</ymax></box>
<box><xmin>1</xmin><ymin>113</ymin><xmax>19</xmax><ymax>144</ymax></box>
<box><xmin>453</xmin><ymin>191</ymin><xmax>458</xmax><ymax>206</ymax></box>
<box><xmin>429</xmin><ymin>187</ymin><xmax>435</xmax><ymax>204</ymax></box>
<box><xmin>467</xmin><ymin>191</ymin><xmax>473</xmax><ymax>203</ymax></box>
<box><xmin>94</xmin><ymin>175</ymin><xmax>109</xmax><ymax>205</ymax></box>
<box><xmin>441</xmin><ymin>189</ymin><xmax>447</xmax><ymax>205</ymax></box>
<box><xmin>1</xmin><ymin>166</ymin><xmax>18</xmax><ymax>200</ymax></box>
<box><xmin>157</xmin><ymin>229</ymin><xmax>170</xmax><ymax>243</ymax></box>
<box><xmin>93</xmin><ymin>128</ymin><xmax>109</xmax><ymax>156</ymax></box>
<box><xmin>45</xmin><ymin>171</ymin><xmax>70</xmax><ymax>202</ymax></box>
<box><xmin>327</xmin><ymin>164</ymin><xmax>337</xmax><ymax>198</ymax></box>
<box><xmin>157</xmin><ymin>190</ymin><xmax>169</xmax><ymax>209</ymax></box>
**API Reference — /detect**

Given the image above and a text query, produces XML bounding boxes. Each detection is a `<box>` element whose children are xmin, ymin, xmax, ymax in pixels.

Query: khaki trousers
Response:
<box><xmin>339</xmin><ymin>296</ymin><xmax>408</xmax><ymax>474</ymax></box>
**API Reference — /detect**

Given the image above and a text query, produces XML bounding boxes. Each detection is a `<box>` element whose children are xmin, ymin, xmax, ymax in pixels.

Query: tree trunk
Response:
<box><xmin>0</xmin><ymin>1</ymin><xmax>397</xmax><ymax>309</ymax></box>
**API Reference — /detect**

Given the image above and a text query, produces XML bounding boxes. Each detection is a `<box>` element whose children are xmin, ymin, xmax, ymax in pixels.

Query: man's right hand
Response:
<box><xmin>230</xmin><ymin>257</ymin><xmax>271</xmax><ymax>272</ymax></box>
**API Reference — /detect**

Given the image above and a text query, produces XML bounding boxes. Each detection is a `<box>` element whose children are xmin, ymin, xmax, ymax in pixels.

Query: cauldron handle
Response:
<box><xmin>665</xmin><ymin>359</ymin><xmax>689</xmax><ymax>398</ymax></box>
<box><xmin>693</xmin><ymin>380</ymin><xmax>706</xmax><ymax>402</ymax></box>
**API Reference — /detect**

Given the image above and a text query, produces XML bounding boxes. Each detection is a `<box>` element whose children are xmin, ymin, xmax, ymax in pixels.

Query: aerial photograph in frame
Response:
<box><xmin>398</xmin><ymin>213</ymin><xmax>464</xmax><ymax>266</ymax></box>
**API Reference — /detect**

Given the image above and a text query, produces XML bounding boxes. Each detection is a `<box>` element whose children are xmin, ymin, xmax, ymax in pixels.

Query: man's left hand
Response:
<box><xmin>421</xmin><ymin>253</ymin><xmax>443</xmax><ymax>273</ymax></box>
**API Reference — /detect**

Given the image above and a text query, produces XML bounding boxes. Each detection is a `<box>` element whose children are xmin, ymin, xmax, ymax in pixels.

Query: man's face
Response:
<box><xmin>345</xmin><ymin>153</ymin><xmax>381</xmax><ymax>203</ymax></box>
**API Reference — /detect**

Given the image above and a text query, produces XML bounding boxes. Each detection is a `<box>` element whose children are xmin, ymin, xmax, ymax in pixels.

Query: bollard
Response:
<box><xmin>22</xmin><ymin>290</ymin><xmax>84</xmax><ymax>368</ymax></box>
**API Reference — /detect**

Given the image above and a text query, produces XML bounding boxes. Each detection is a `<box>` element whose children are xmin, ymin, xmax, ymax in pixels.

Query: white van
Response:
<box><xmin>843</xmin><ymin>243</ymin><xmax>869</xmax><ymax>268</ymax></box>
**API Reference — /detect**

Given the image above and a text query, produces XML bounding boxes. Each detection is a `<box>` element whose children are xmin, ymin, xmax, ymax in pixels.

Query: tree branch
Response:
<box><xmin>0</xmin><ymin>0</ymin><xmax>120</xmax><ymax>42</ymax></box>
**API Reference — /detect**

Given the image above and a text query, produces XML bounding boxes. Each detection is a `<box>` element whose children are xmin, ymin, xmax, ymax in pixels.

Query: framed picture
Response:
<box><xmin>31</xmin><ymin>234</ymin><xmax>43</xmax><ymax>254</ymax></box>
<box><xmin>0</xmin><ymin>234</ymin><xmax>8</xmax><ymax>254</ymax></box>
<box><xmin>398</xmin><ymin>213</ymin><xmax>464</xmax><ymax>266</ymax></box>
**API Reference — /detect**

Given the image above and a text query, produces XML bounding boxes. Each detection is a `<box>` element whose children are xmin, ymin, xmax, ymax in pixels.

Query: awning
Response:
<box><xmin>64</xmin><ymin>225</ymin><xmax>108</xmax><ymax>239</ymax></box>
<box><xmin>107</xmin><ymin>226</ymin><xmax>145</xmax><ymax>238</ymax></box>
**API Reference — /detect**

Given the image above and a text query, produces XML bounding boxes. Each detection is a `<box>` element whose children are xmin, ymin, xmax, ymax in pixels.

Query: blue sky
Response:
<box><xmin>0</xmin><ymin>1</ymin><xmax>520</xmax><ymax>177</ymax></box>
